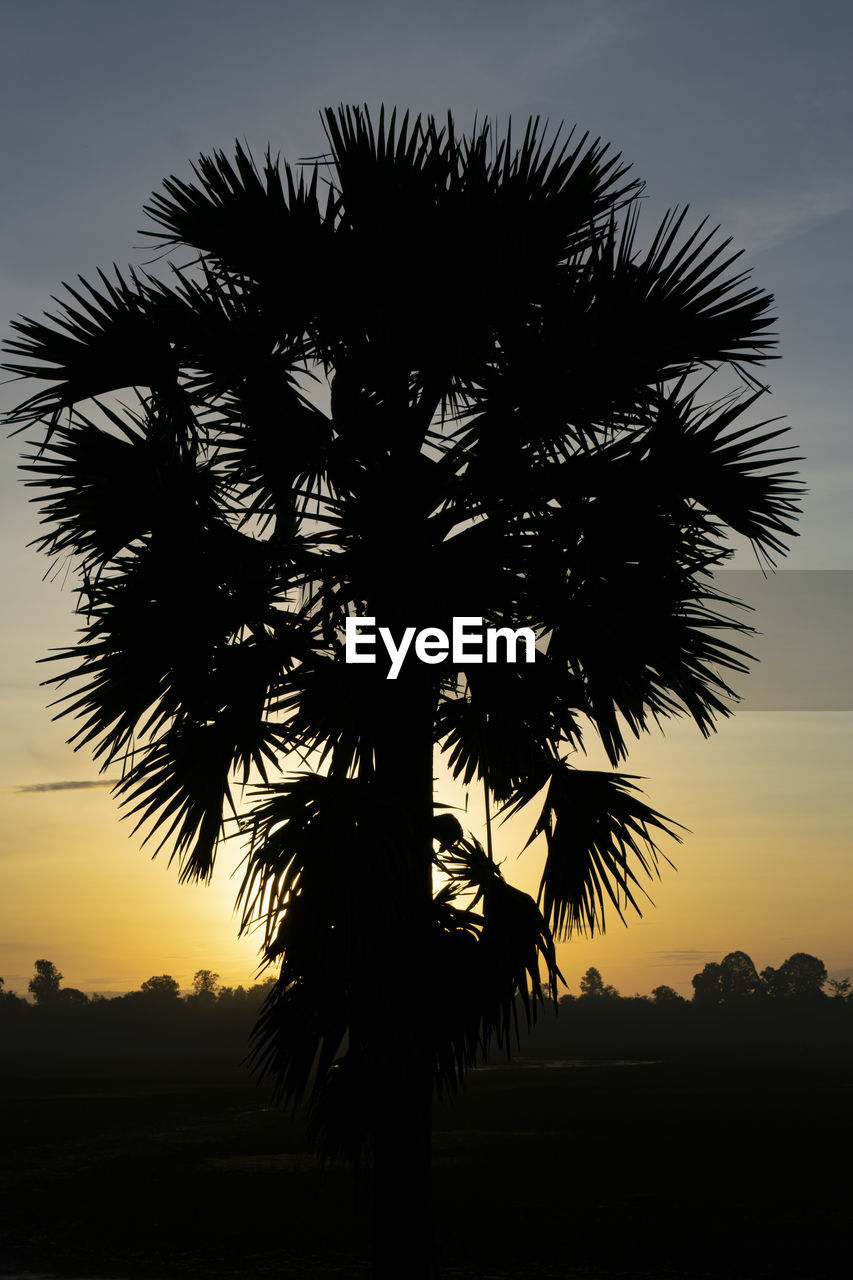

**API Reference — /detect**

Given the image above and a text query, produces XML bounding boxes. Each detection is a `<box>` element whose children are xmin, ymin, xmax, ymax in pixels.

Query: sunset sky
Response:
<box><xmin>1</xmin><ymin>0</ymin><xmax>851</xmax><ymax>999</ymax></box>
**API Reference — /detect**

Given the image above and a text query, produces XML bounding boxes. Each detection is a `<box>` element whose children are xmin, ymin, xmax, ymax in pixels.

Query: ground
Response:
<box><xmin>1</xmin><ymin>1034</ymin><xmax>850</xmax><ymax>1279</ymax></box>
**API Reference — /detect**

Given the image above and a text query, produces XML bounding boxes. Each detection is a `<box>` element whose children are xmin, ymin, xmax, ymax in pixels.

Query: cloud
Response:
<box><xmin>12</xmin><ymin>779</ymin><xmax>118</xmax><ymax>794</ymax></box>
<box><xmin>651</xmin><ymin>950</ymin><xmax>719</xmax><ymax>967</ymax></box>
<box><xmin>719</xmin><ymin>178</ymin><xmax>853</xmax><ymax>254</ymax></box>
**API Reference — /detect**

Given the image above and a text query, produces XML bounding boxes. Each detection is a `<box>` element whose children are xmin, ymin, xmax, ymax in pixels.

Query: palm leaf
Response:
<box><xmin>20</xmin><ymin>400</ymin><xmax>222</xmax><ymax>566</ymax></box>
<box><xmin>501</xmin><ymin>759</ymin><xmax>681</xmax><ymax>939</ymax></box>
<box><xmin>435</xmin><ymin>836</ymin><xmax>561</xmax><ymax>1071</ymax></box>
<box><xmin>436</xmin><ymin>660</ymin><xmax>581</xmax><ymax>802</ymax></box>
<box><xmin>242</xmin><ymin>774</ymin><xmax>423</xmax><ymax>1157</ymax></box>
<box><xmin>641</xmin><ymin>379</ymin><xmax>802</xmax><ymax>565</ymax></box>
<box><xmin>5</xmin><ymin>269</ymin><xmax>181</xmax><ymax>430</ymax></box>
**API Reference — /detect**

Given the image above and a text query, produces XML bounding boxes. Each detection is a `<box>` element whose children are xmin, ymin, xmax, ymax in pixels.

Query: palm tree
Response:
<box><xmin>4</xmin><ymin>106</ymin><xmax>800</xmax><ymax>1277</ymax></box>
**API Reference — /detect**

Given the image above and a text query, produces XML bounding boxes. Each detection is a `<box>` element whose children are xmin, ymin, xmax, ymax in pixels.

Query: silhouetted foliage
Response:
<box><xmin>691</xmin><ymin>950</ymin><xmax>832</xmax><ymax>1005</ymax></box>
<box><xmin>28</xmin><ymin>959</ymin><xmax>63</xmax><ymax>1005</ymax></box>
<box><xmin>0</xmin><ymin>965</ymin><xmax>281</xmax><ymax>1088</ymax></box>
<box><xmin>690</xmin><ymin>951</ymin><xmax>764</xmax><ymax>1005</ymax></box>
<box><xmin>692</xmin><ymin>960</ymin><xmax>723</xmax><ymax>1004</ymax></box>
<box><xmin>0</xmin><ymin>977</ymin><xmax>26</xmax><ymax>1010</ymax></box>
<box><xmin>719</xmin><ymin>950</ymin><xmax>763</xmax><ymax>1002</ymax></box>
<box><xmin>139</xmin><ymin>974</ymin><xmax>180</xmax><ymax>999</ymax></box>
<box><xmin>5</xmin><ymin>104</ymin><xmax>802</xmax><ymax>1278</ymax></box>
<box><xmin>650</xmin><ymin>984</ymin><xmax>686</xmax><ymax>1005</ymax></box>
<box><xmin>191</xmin><ymin>969</ymin><xmax>220</xmax><ymax>1000</ymax></box>
<box><xmin>579</xmin><ymin>966</ymin><xmax>620</xmax><ymax>999</ymax></box>
<box><xmin>58</xmin><ymin>986</ymin><xmax>89</xmax><ymax>1005</ymax></box>
<box><xmin>761</xmin><ymin>952</ymin><xmax>828</xmax><ymax>1002</ymax></box>
<box><xmin>3</xmin><ymin>954</ymin><xmax>850</xmax><ymax>1099</ymax></box>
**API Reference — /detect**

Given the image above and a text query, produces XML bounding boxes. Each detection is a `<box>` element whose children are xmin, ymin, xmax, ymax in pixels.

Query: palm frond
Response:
<box><xmin>238</xmin><ymin>774</ymin><xmax>413</xmax><ymax>957</ymax></box>
<box><xmin>143</xmin><ymin>141</ymin><xmax>335</xmax><ymax>297</ymax></box>
<box><xmin>642</xmin><ymin>380</ymin><xmax>803</xmax><ymax>565</ymax></box>
<box><xmin>4</xmin><ymin>269</ymin><xmax>181</xmax><ymax>430</ymax></box>
<box><xmin>113</xmin><ymin>723</ymin><xmax>237</xmax><ymax>882</ymax></box>
<box><xmin>512</xmin><ymin>443</ymin><xmax>760</xmax><ymax>760</ymax></box>
<box><xmin>434</xmin><ymin>837</ymin><xmax>561</xmax><ymax>1079</ymax></box>
<box><xmin>243</xmin><ymin>773</ymin><xmax>422</xmax><ymax>1156</ymax></box>
<box><xmin>436</xmin><ymin>661</ymin><xmax>580</xmax><ymax>803</ymax></box>
<box><xmin>38</xmin><ymin>518</ymin><xmax>301</xmax><ymax>878</ymax></box>
<box><xmin>501</xmin><ymin>760</ymin><xmax>681</xmax><ymax>939</ymax></box>
<box><xmin>586</xmin><ymin>205</ymin><xmax>778</xmax><ymax>377</ymax></box>
<box><xmin>20</xmin><ymin>400</ymin><xmax>221</xmax><ymax>566</ymax></box>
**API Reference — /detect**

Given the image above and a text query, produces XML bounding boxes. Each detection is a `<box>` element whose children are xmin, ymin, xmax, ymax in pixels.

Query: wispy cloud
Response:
<box><xmin>651</xmin><ymin>950</ymin><xmax>718</xmax><ymax>967</ymax></box>
<box><xmin>720</xmin><ymin>178</ymin><xmax>853</xmax><ymax>254</ymax></box>
<box><xmin>11</xmin><ymin>779</ymin><xmax>118</xmax><ymax>794</ymax></box>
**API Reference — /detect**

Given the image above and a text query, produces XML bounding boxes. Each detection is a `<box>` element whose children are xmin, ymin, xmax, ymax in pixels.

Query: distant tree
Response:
<box><xmin>691</xmin><ymin>961</ymin><xmax>722</xmax><ymax>1004</ymax></box>
<box><xmin>28</xmin><ymin>959</ymin><xmax>63</xmax><ymax>1005</ymax></box>
<box><xmin>579</xmin><ymin>967</ymin><xmax>619</xmax><ymax>999</ymax></box>
<box><xmin>761</xmin><ymin>953</ymin><xmax>827</xmax><ymax>1001</ymax></box>
<box><xmin>579</xmin><ymin>967</ymin><xmax>604</xmax><ymax>997</ymax></box>
<box><xmin>719</xmin><ymin>951</ymin><xmax>763</xmax><ymax>1001</ymax></box>
<box><xmin>216</xmin><ymin>984</ymin><xmax>249</xmax><ymax>1006</ymax></box>
<box><xmin>59</xmin><ymin>987</ymin><xmax>89</xmax><ymax>1005</ymax></box>
<box><xmin>0</xmin><ymin>977</ymin><xmax>26</xmax><ymax>1013</ymax></box>
<box><xmin>650</xmin><ymin>984</ymin><xmax>685</xmax><ymax>1004</ymax></box>
<box><xmin>691</xmin><ymin>953</ymin><xmax>763</xmax><ymax>1004</ymax></box>
<box><xmin>826</xmin><ymin>977</ymin><xmax>852</xmax><ymax>1001</ymax></box>
<box><xmin>139</xmin><ymin>974</ymin><xmax>180</xmax><ymax>999</ymax></box>
<box><xmin>191</xmin><ymin>969</ymin><xmax>220</xmax><ymax>1000</ymax></box>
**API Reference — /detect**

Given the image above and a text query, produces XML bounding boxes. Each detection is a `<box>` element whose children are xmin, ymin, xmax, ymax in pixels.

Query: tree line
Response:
<box><xmin>2</xmin><ymin>951</ymin><xmax>851</xmax><ymax>1085</ymax></box>
<box><xmin>0</xmin><ymin>960</ymin><xmax>274</xmax><ymax>1011</ymax></box>
<box><xmin>563</xmin><ymin>950</ymin><xmax>848</xmax><ymax>1006</ymax></box>
<box><xmin>0</xmin><ymin>961</ymin><xmax>279</xmax><ymax>1080</ymax></box>
<box><xmin>2</xmin><ymin>948</ymin><xmax>848</xmax><ymax>1015</ymax></box>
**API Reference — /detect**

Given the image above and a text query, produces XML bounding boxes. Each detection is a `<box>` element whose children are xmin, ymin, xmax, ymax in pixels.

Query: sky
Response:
<box><xmin>0</xmin><ymin>0</ymin><xmax>851</xmax><ymax>998</ymax></box>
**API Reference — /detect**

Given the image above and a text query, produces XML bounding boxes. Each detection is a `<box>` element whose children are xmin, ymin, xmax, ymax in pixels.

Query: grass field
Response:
<box><xmin>1</xmin><ymin>1040</ymin><xmax>850</xmax><ymax>1279</ymax></box>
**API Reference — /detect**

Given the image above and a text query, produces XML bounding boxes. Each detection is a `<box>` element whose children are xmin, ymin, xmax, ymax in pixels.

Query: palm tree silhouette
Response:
<box><xmin>5</xmin><ymin>106</ymin><xmax>800</xmax><ymax>1277</ymax></box>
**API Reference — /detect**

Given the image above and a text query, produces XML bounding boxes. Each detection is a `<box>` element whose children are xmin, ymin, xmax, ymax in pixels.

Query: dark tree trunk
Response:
<box><xmin>368</xmin><ymin>667</ymin><xmax>439</xmax><ymax>1279</ymax></box>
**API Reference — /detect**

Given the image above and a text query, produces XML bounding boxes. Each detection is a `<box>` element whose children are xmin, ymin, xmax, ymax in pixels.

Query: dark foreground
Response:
<box><xmin>1</xmin><ymin>1043</ymin><xmax>850</xmax><ymax>1279</ymax></box>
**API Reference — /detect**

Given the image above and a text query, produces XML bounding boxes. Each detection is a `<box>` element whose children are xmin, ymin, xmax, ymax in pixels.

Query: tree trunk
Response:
<box><xmin>368</xmin><ymin>667</ymin><xmax>439</xmax><ymax>1279</ymax></box>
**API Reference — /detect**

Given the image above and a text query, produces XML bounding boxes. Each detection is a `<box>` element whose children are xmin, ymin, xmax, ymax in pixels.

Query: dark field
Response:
<box><xmin>2</xmin><ymin>1034</ymin><xmax>851</xmax><ymax>1280</ymax></box>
